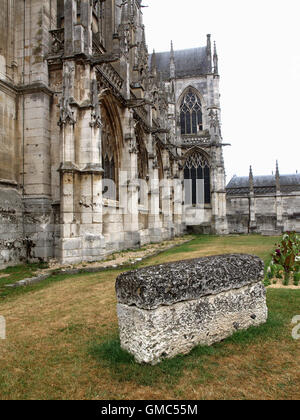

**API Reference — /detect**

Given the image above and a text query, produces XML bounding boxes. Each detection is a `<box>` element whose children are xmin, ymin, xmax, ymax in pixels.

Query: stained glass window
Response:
<box><xmin>184</xmin><ymin>151</ymin><xmax>211</xmax><ymax>205</ymax></box>
<box><xmin>180</xmin><ymin>90</ymin><xmax>203</xmax><ymax>135</ymax></box>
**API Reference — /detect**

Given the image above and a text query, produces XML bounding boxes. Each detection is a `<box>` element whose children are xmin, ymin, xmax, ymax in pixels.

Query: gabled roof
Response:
<box><xmin>226</xmin><ymin>174</ymin><xmax>300</xmax><ymax>195</ymax></box>
<box><xmin>149</xmin><ymin>47</ymin><xmax>208</xmax><ymax>80</ymax></box>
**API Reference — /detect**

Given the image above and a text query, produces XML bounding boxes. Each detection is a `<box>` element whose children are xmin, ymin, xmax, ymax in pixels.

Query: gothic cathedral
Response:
<box><xmin>0</xmin><ymin>0</ymin><xmax>228</xmax><ymax>267</ymax></box>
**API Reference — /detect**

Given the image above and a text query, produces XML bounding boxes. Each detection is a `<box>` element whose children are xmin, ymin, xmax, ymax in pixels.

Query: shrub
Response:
<box><xmin>266</xmin><ymin>232</ymin><xmax>300</xmax><ymax>286</ymax></box>
<box><xmin>293</xmin><ymin>272</ymin><xmax>300</xmax><ymax>286</ymax></box>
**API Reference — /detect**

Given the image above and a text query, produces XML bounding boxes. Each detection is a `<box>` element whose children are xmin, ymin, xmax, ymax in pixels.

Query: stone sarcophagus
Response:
<box><xmin>116</xmin><ymin>254</ymin><xmax>268</xmax><ymax>365</ymax></box>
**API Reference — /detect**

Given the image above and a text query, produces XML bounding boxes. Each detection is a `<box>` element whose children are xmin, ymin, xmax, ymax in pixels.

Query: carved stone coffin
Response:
<box><xmin>116</xmin><ymin>254</ymin><xmax>268</xmax><ymax>365</ymax></box>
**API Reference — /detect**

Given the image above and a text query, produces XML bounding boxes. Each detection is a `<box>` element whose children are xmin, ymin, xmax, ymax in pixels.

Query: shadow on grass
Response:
<box><xmin>88</xmin><ymin>301</ymin><xmax>287</xmax><ymax>387</ymax></box>
<box><xmin>89</xmin><ymin>336</ymin><xmax>186</xmax><ymax>387</ymax></box>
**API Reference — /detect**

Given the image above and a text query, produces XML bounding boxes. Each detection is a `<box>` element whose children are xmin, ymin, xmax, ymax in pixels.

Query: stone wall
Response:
<box><xmin>227</xmin><ymin>194</ymin><xmax>300</xmax><ymax>234</ymax></box>
<box><xmin>0</xmin><ymin>2</ymin><xmax>24</xmax><ymax>268</ymax></box>
<box><xmin>282</xmin><ymin>195</ymin><xmax>300</xmax><ymax>232</ymax></box>
<box><xmin>0</xmin><ymin>86</ymin><xmax>18</xmax><ymax>183</ymax></box>
<box><xmin>0</xmin><ymin>186</ymin><xmax>25</xmax><ymax>268</ymax></box>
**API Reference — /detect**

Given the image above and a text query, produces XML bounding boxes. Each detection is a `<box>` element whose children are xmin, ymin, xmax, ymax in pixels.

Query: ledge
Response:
<box><xmin>0</xmin><ymin>178</ymin><xmax>18</xmax><ymax>187</ymax></box>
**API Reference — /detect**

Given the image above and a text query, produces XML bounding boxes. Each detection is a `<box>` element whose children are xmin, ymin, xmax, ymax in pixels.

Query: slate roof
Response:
<box><xmin>149</xmin><ymin>47</ymin><xmax>208</xmax><ymax>80</ymax></box>
<box><xmin>226</xmin><ymin>174</ymin><xmax>300</xmax><ymax>195</ymax></box>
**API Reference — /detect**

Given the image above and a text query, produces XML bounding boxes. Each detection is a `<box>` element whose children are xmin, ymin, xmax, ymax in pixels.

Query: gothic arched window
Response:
<box><xmin>180</xmin><ymin>89</ymin><xmax>203</xmax><ymax>135</ymax></box>
<box><xmin>136</xmin><ymin>127</ymin><xmax>149</xmax><ymax>206</ymax></box>
<box><xmin>184</xmin><ymin>151</ymin><xmax>211</xmax><ymax>205</ymax></box>
<box><xmin>103</xmin><ymin>155</ymin><xmax>115</xmax><ymax>182</ymax></box>
<box><xmin>101</xmin><ymin>107</ymin><xmax>118</xmax><ymax>200</ymax></box>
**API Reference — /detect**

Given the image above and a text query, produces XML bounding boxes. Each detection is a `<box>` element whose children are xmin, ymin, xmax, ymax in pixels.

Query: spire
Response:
<box><xmin>170</xmin><ymin>40</ymin><xmax>174</xmax><ymax>58</ymax></box>
<box><xmin>213</xmin><ymin>41</ymin><xmax>219</xmax><ymax>75</ymax></box>
<box><xmin>128</xmin><ymin>0</ymin><xmax>134</xmax><ymax>21</ymax></box>
<box><xmin>275</xmin><ymin>160</ymin><xmax>280</xmax><ymax>192</ymax></box>
<box><xmin>141</xmin><ymin>24</ymin><xmax>146</xmax><ymax>46</ymax></box>
<box><xmin>121</xmin><ymin>0</ymin><xmax>130</xmax><ymax>24</ymax></box>
<box><xmin>206</xmin><ymin>34</ymin><xmax>212</xmax><ymax>73</ymax></box>
<box><xmin>170</xmin><ymin>40</ymin><xmax>175</xmax><ymax>79</ymax></box>
<box><xmin>249</xmin><ymin>165</ymin><xmax>254</xmax><ymax>192</ymax></box>
<box><xmin>151</xmin><ymin>49</ymin><xmax>157</xmax><ymax>77</ymax></box>
<box><xmin>159</xmin><ymin>71</ymin><xmax>163</xmax><ymax>90</ymax></box>
<box><xmin>276</xmin><ymin>160</ymin><xmax>280</xmax><ymax>176</ymax></box>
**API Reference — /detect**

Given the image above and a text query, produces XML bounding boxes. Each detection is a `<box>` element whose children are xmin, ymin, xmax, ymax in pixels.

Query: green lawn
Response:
<box><xmin>0</xmin><ymin>234</ymin><xmax>299</xmax><ymax>400</ymax></box>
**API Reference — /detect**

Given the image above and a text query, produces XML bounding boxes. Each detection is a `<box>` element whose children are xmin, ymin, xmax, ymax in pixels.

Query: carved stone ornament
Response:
<box><xmin>129</xmin><ymin>138</ymin><xmax>138</xmax><ymax>154</ymax></box>
<box><xmin>58</xmin><ymin>63</ymin><xmax>76</xmax><ymax>127</ymax></box>
<box><xmin>208</xmin><ymin>108</ymin><xmax>221</xmax><ymax>137</ymax></box>
<box><xmin>152</xmin><ymin>158</ymin><xmax>159</xmax><ymax>170</ymax></box>
<box><xmin>90</xmin><ymin>80</ymin><xmax>103</xmax><ymax>128</ymax></box>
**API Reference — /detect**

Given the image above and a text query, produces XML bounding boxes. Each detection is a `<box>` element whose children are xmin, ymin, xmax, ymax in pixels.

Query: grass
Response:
<box><xmin>138</xmin><ymin>234</ymin><xmax>276</xmax><ymax>267</ymax></box>
<box><xmin>0</xmin><ymin>237</ymin><xmax>191</xmax><ymax>300</ymax></box>
<box><xmin>88</xmin><ymin>289</ymin><xmax>297</xmax><ymax>391</ymax></box>
<box><xmin>0</xmin><ymin>234</ymin><xmax>300</xmax><ymax>400</ymax></box>
<box><xmin>0</xmin><ymin>262</ymin><xmax>49</xmax><ymax>286</ymax></box>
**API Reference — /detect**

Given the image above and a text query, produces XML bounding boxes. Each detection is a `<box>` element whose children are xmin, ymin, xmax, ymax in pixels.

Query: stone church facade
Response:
<box><xmin>0</xmin><ymin>0</ymin><xmax>228</xmax><ymax>268</ymax></box>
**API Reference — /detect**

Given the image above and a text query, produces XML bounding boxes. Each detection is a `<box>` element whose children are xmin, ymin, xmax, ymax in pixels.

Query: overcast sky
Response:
<box><xmin>143</xmin><ymin>0</ymin><xmax>300</xmax><ymax>182</ymax></box>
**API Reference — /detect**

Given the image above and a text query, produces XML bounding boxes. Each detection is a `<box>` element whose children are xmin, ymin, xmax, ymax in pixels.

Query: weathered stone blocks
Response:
<box><xmin>0</xmin><ymin>187</ymin><xmax>25</xmax><ymax>268</ymax></box>
<box><xmin>116</xmin><ymin>254</ymin><xmax>268</xmax><ymax>365</ymax></box>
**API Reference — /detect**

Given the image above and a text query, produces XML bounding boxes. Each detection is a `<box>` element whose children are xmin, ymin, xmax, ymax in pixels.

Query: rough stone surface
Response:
<box><xmin>0</xmin><ymin>187</ymin><xmax>25</xmax><ymax>268</ymax></box>
<box><xmin>118</xmin><ymin>282</ymin><xmax>267</xmax><ymax>365</ymax></box>
<box><xmin>116</xmin><ymin>254</ymin><xmax>268</xmax><ymax>365</ymax></box>
<box><xmin>116</xmin><ymin>254</ymin><xmax>264</xmax><ymax>310</ymax></box>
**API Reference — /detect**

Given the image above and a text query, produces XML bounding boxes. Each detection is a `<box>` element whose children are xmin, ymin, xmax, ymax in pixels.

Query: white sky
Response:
<box><xmin>142</xmin><ymin>0</ymin><xmax>300</xmax><ymax>183</ymax></box>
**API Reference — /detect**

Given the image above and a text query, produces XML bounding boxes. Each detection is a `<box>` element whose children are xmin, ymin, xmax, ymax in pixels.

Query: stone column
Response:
<box><xmin>80</xmin><ymin>0</ymin><xmax>93</xmax><ymax>55</ymax></box>
<box><xmin>275</xmin><ymin>162</ymin><xmax>283</xmax><ymax>233</ymax></box>
<box><xmin>275</xmin><ymin>195</ymin><xmax>283</xmax><ymax>233</ymax></box>
<box><xmin>20</xmin><ymin>0</ymin><xmax>56</xmax><ymax>262</ymax></box>
<box><xmin>58</xmin><ymin>0</ymin><xmax>80</xmax><ymax>263</ymax></box>
<box><xmin>161</xmin><ymin>149</ymin><xmax>174</xmax><ymax>239</ymax></box>
<box><xmin>76</xmin><ymin>68</ymin><xmax>105</xmax><ymax>262</ymax></box>
<box><xmin>58</xmin><ymin>60</ymin><xmax>78</xmax><ymax>263</ymax></box>
<box><xmin>59</xmin><ymin>0</ymin><xmax>106</xmax><ymax>263</ymax></box>
<box><xmin>173</xmin><ymin>162</ymin><xmax>184</xmax><ymax>236</ymax></box>
<box><xmin>59</xmin><ymin>169</ymin><xmax>83</xmax><ymax>264</ymax></box>
<box><xmin>249</xmin><ymin>166</ymin><xmax>257</xmax><ymax>233</ymax></box>
<box><xmin>148</xmin><ymin>156</ymin><xmax>163</xmax><ymax>243</ymax></box>
<box><xmin>64</xmin><ymin>0</ymin><xmax>77</xmax><ymax>56</ymax></box>
<box><xmin>79</xmin><ymin>169</ymin><xmax>105</xmax><ymax>262</ymax></box>
<box><xmin>210</xmin><ymin>145</ymin><xmax>228</xmax><ymax>235</ymax></box>
<box><xmin>121</xmin><ymin>110</ymin><xmax>140</xmax><ymax>248</ymax></box>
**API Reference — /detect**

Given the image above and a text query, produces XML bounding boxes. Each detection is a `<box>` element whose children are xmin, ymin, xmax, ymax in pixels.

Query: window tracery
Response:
<box><xmin>184</xmin><ymin>151</ymin><xmax>211</xmax><ymax>205</ymax></box>
<box><xmin>180</xmin><ymin>89</ymin><xmax>203</xmax><ymax>135</ymax></box>
<box><xmin>101</xmin><ymin>107</ymin><xmax>118</xmax><ymax>199</ymax></box>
